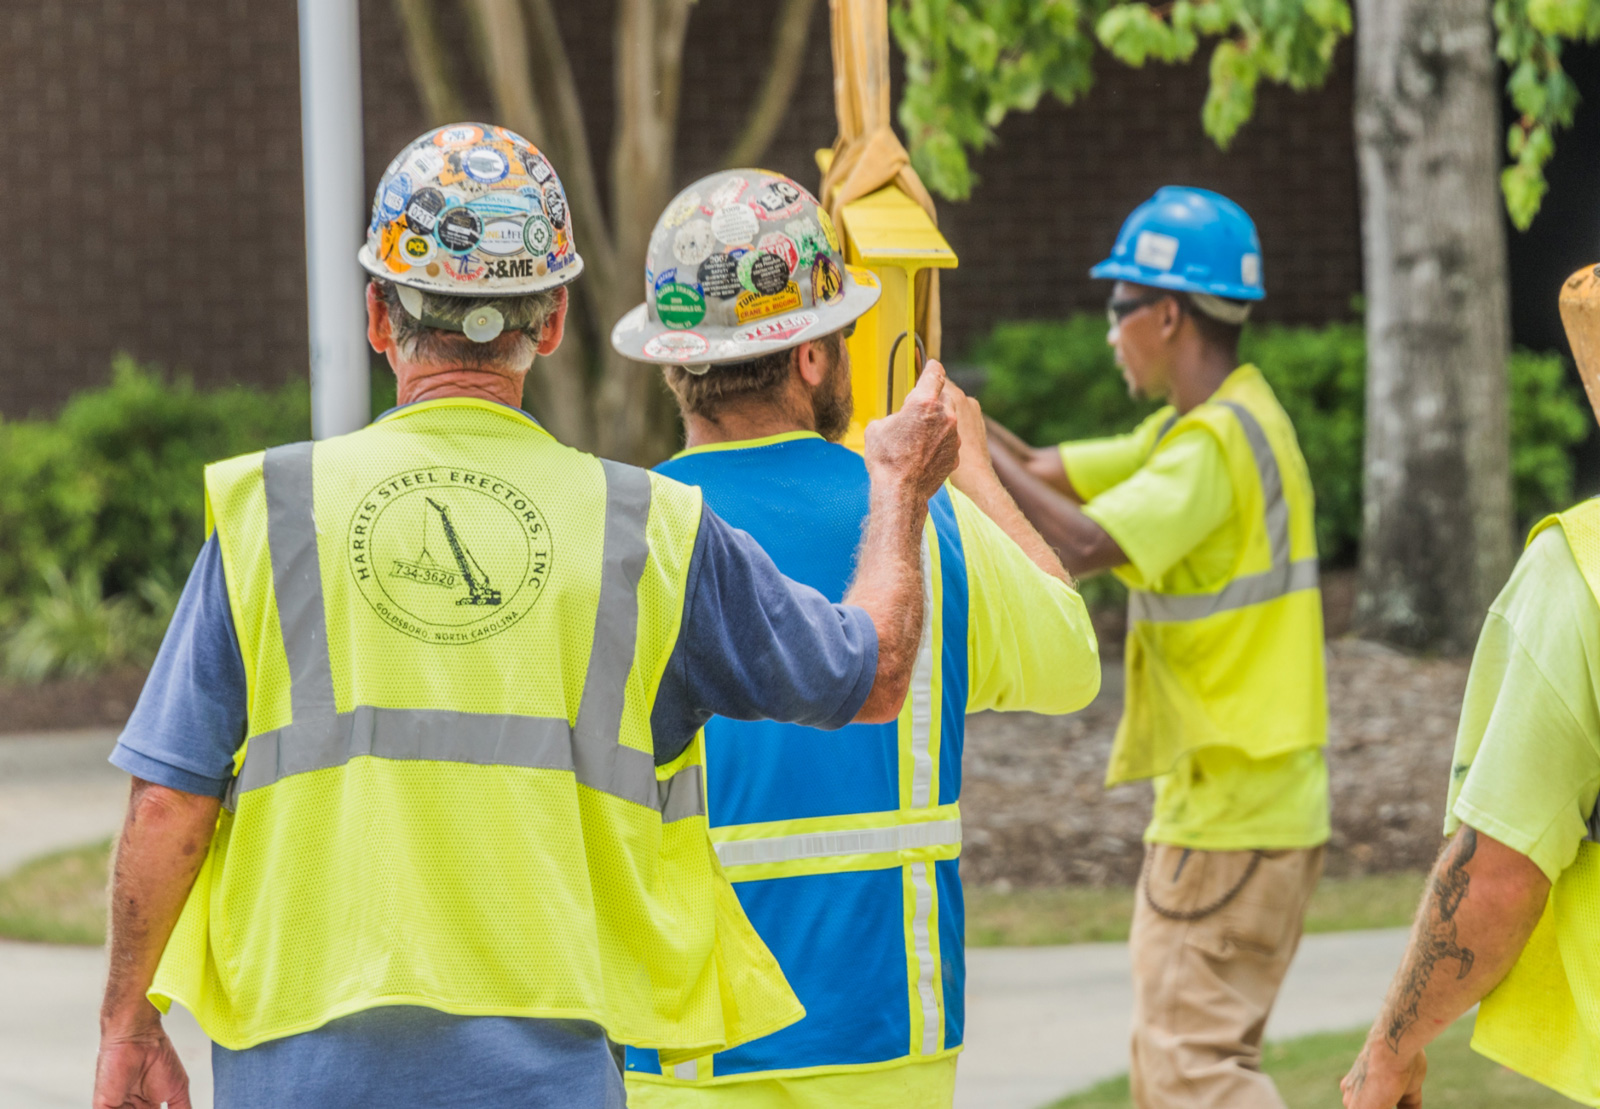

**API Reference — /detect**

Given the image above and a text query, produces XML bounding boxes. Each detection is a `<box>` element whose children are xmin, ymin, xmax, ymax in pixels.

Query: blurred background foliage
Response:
<box><xmin>973</xmin><ymin>314</ymin><xmax>1591</xmax><ymax>566</ymax></box>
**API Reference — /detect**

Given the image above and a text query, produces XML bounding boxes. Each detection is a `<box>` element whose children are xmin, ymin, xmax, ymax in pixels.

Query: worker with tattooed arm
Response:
<box><xmin>1341</xmin><ymin>269</ymin><xmax>1600</xmax><ymax>1108</ymax></box>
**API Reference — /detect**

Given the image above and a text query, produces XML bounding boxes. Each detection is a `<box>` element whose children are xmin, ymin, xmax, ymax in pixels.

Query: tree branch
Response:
<box><xmin>392</xmin><ymin>0</ymin><xmax>466</xmax><ymax>126</ymax></box>
<box><xmin>463</xmin><ymin>0</ymin><xmax>550</xmax><ymax>150</ymax></box>
<box><xmin>522</xmin><ymin>0</ymin><xmax>617</xmax><ymax>298</ymax></box>
<box><xmin>721</xmin><ymin>0</ymin><xmax>819</xmax><ymax>168</ymax></box>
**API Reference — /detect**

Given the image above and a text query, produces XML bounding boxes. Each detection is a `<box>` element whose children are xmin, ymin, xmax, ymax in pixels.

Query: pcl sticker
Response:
<box><xmin>811</xmin><ymin>254</ymin><xmax>843</xmax><ymax>304</ymax></box>
<box><xmin>673</xmin><ymin>221</ymin><xmax>715</xmax><ymax>267</ymax></box>
<box><xmin>711</xmin><ymin>203</ymin><xmax>759</xmax><ymax>246</ymax></box>
<box><xmin>479</xmin><ymin>219</ymin><xmax>525</xmax><ymax>256</ymax></box>
<box><xmin>656</xmin><ymin>283</ymin><xmax>707</xmax><ymax>329</ymax></box>
<box><xmin>542</xmin><ymin>184</ymin><xmax>568</xmax><ymax>229</ymax></box>
<box><xmin>523</xmin><ymin>213</ymin><xmax>554</xmax><ymax>256</ymax></box>
<box><xmin>755</xmin><ymin>179</ymin><xmax>805</xmax><ymax>219</ymax></box>
<box><xmin>698</xmin><ymin>253</ymin><xmax>741</xmax><ymax>299</ymax></box>
<box><xmin>405</xmin><ymin>188</ymin><xmax>447</xmax><ymax>235</ymax></box>
<box><xmin>707</xmin><ymin>176</ymin><xmax>748</xmax><ymax>209</ymax></box>
<box><xmin>733</xmin><ymin>310</ymin><xmax>817</xmax><ymax>344</ymax></box>
<box><xmin>400</xmin><ymin>232</ymin><xmax>436</xmax><ymax>265</ymax></box>
<box><xmin>756</xmin><ymin>232</ymin><xmax>798</xmax><ymax>277</ymax></box>
<box><xmin>644</xmin><ymin>331</ymin><xmax>710</xmax><ymax>361</ymax></box>
<box><xmin>378</xmin><ymin>172</ymin><xmax>412</xmax><ymax>223</ymax></box>
<box><xmin>734</xmin><ymin>283</ymin><xmax>802</xmax><ymax>323</ymax></box>
<box><xmin>436</xmin><ymin>207</ymin><xmax>484</xmax><ymax>254</ymax></box>
<box><xmin>464</xmin><ymin>146</ymin><xmax>510</xmax><ymax>184</ymax></box>
<box><xmin>433</xmin><ymin>124</ymin><xmax>484</xmax><ymax>148</ymax></box>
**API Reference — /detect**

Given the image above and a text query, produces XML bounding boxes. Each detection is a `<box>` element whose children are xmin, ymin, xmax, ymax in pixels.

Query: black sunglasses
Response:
<box><xmin>1106</xmin><ymin>292</ymin><xmax>1170</xmax><ymax>327</ymax></box>
<box><xmin>841</xmin><ymin>320</ymin><xmax>857</xmax><ymax>340</ymax></box>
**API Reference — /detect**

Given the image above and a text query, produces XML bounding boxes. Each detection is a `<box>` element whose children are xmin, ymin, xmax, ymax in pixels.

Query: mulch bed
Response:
<box><xmin>0</xmin><ymin>666</ymin><xmax>149</xmax><ymax>734</ymax></box>
<box><xmin>959</xmin><ymin>639</ymin><xmax>1470</xmax><ymax>887</ymax></box>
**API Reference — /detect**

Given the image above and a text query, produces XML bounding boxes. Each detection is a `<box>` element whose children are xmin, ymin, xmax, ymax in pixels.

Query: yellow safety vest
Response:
<box><xmin>147</xmin><ymin>398</ymin><xmax>802</xmax><ymax>1061</ymax></box>
<box><xmin>1108</xmin><ymin>365</ymin><xmax>1327</xmax><ymax>784</ymax></box>
<box><xmin>1471</xmin><ymin>500</ymin><xmax>1600</xmax><ymax>1106</ymax></box>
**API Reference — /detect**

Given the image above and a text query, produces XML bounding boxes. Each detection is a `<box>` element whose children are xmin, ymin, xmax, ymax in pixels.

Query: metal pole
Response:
<box><xmin>299</xmin><ymin>0</ymin><xmax>370</xmax><ymax>439</ymax></box>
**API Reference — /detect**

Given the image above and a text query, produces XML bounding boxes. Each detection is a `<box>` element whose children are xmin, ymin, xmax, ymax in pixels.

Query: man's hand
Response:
<box><xmin>942</xmin><ymin>374</ymin><xmax>997</xmax><ymax>499</ymax></box>
<box><xmin>1342</xmin><ymin>1041</ymin><xmax>1426</xmax><ymax>1109</ymax></box>
<box><xmin>94</xmin><ymin>1023</ymin><xmax>192</xmax><ymax>1109</ymax></box>
<box><xmin>861</xmin><ymin>359</ymin><xmax>960</xmax><ymax>507</ymax></box>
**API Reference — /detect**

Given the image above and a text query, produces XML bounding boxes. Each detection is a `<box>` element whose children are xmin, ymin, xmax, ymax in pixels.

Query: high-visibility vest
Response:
<box><xmin>626</xmin><ymin>434</ymin><xmax>968</xmax><ymax>1098</ymax></box>
<box><xmin>1470</xmin><ymin>500</ymin><xmax>1600</xmax><ymax>1105</ymax></box>
<box><xmin>1107</xmin><ymin>365</ymin><xmax>1327</xmax><ymax>785</ymax></box>
<box><xmin>147</xmin><ymin>398</ymin><xmax>802</xmax><ymax>1062</ymax></box>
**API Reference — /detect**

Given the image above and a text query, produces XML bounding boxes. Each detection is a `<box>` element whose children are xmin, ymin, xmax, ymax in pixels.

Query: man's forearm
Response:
<box><xmin>844</xmin><ymin>478</ymin><xmax>927</xmax><ymax>723</ymax></box>
<box><xmin>1344</xmin><ymin>827</ymin><xmax>1549</xmax><ymax>1107</ymax></box>
<box><xmin>953</xmin><ymin>468</ymin><xmax>1072</xmax><ymax>584</ymax></box>
<box><xmin>988</xmin><ymin>446</ymin><xmax>1125</xmax><ymax>575</ymax></box>
<box><xmin>102</xmin><ymin>779</ymin><xmax>220</xmax><ymax>1033</ymax></box>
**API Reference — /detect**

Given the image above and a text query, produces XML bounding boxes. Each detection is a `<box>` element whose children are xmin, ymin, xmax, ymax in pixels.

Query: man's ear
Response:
<box><xmin>1157</xmin><ymin>294</ymin><xmax>1185</xmax><ymax>342</ymax></box>
<box><xmin>367</xmin><ymin>282</ymin><xmax>394</xmax><ymax>355</ymax></box>
<box><xmin>537</xmin><ymin>286</ymin><xmax>569</xmax><ymax>355</ymax></box>
<box><xmin>794</xmin><ymin>339</ymin><xmax>829</xmax><ymax>388</ymax></box>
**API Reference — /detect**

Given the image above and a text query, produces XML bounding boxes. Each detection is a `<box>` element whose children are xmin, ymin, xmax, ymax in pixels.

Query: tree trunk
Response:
<box><xmin>1352</xmin><ymin>0</ymin><xmax>1513</xmax><ymax>653</ymax></box>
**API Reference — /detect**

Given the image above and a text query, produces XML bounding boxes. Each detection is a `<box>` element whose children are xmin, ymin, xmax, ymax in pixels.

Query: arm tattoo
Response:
<box><xmin>1385</xmin><ymin>828</ymin><xmax>1478</xmax><ymax>1051</ymax></box>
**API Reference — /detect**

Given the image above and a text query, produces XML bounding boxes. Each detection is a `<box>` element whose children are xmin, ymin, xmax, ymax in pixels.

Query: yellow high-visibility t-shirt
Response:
<box><xmin>1447</xmin><ymin>526</ymin><xmax>1600</xmax><ymax>882</ymax></box>
<box><xmin>1061</xmin><ymin>408</ymin><xmax>1329</xmax><ymax>850</ymax></box>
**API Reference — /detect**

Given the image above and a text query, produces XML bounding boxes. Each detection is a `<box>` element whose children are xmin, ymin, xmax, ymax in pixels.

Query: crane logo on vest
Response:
<box><xmin>347</xmin><ymin>468</ymin><xmax>553</xmax><ymax>643</ymax></box>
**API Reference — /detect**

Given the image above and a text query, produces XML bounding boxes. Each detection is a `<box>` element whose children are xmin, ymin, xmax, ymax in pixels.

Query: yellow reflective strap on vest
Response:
<box><xmin>1128</xmin><ymin>401</ymin><xmax>1319</xmax><ymax>622</ymax></box>
<box><xmin>228</xmin><ymin>441</ymin><xmax>703</xmax><ymax>820</ymax></box>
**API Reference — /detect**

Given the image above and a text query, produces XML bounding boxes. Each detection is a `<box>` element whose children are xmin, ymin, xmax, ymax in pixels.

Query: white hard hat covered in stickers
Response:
<box><xmin>611</xmin><ymin>170</ymin><xmax>881</xmax><ymax>365</ymax></box>
<box><xmin>358</xmin><ymin>123</ymin><xmax>583</xmax><ymax>297</ymax></box>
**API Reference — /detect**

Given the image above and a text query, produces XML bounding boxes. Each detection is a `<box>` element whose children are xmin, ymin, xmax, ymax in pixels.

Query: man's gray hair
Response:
<box><xmin>663</xmin><ymin>331</ymin><xmax>845</xmax><ymax>423</ymax></box>
<box><xmin>374</xmin><ymin>279</ymin><xmax>561</xmax><ymax>370</ymax></box>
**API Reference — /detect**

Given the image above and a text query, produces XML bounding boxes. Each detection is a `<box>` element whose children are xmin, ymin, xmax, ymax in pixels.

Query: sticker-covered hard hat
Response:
<box><xmin>611</xmin><ymin>169</ymin><xmax>880</xmax><ymax>365</ymax></box>
<box><xmin>358</xmin><ymin>123</ymin><xmax>583</xmax><ymax>297</ymax></box>
<box><xmin>1090</xmin><ymin>186</ymin><xmax>1264</xmax><ymax>301</ymax></box>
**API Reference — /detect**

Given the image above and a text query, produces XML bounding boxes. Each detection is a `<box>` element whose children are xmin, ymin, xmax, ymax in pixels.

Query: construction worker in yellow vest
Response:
<box><xmin>985</xmin><ymin>187</ymin><xmax>1328</xmax><ymax>1108</ymax></box>
<box><xmin>90</xmin><ymin>125</ymin><xmax>963</xmax><ymax>1109</ymax></box>
<box><xmin>1339</xmin><ymin>268</ymin><xmax>1600</xmax><ymax>1109</ymax></box>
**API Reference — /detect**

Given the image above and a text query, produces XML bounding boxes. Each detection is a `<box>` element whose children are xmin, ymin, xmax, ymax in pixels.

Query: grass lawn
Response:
<box><xmin>0</xmin><ymin>839</ymin><xmax>110</xmax><ymax>945</ymax></box>
<box><xmin>1046</xmin><ymin>1018</ymin><xmax>1583</xmax><ymax>1107</ymax></box>
<box><xmin>966</xmin><ymin>871</ymin><xmax>1429</xmax><ymax>947</ymax></box>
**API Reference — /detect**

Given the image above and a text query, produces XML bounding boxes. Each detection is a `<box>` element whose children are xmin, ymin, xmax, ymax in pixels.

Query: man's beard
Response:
<box><xmin>810</xmin><ymin>344</ymin><xmax>854</xmax><ymax>442</ymax></box>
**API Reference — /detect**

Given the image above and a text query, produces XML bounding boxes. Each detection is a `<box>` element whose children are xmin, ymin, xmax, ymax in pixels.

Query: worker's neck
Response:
<box><xmin>682</xmin><ymin>399</ymin><xmax>815</xmax><ymax>449</ymax></box>
<box><xmin>395</xmin><ymin>365</ymin><xmax>527</xmax><ymax>409</ymax></box>
<box><xmin>1168</xmin><ymin>344</ymin><xmax>1239</xmax><ymax>414</ymax></box>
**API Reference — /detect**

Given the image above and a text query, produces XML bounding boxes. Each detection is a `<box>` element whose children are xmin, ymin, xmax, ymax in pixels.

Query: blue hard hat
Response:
<box><xmin>1090</xmin><ymin>186</ymin><xmax>1264</xmax><ymax>301</ymax></box>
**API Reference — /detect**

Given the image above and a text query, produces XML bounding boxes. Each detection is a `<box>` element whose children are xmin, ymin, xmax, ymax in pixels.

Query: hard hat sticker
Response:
<box><xmin>811</xmin><ymin>254</ymin><xmax>843</xmax><ymax>304</ymax></box>
<box><xmin>378</xmin><ymin>173</ymin><xmax>413</xmax><ymax>224</ymax></box>
<box><xmin>467</xmin><ymin>192</ymin><xmax>534</xmax><ymax>219</ymax></box>
<box><xmin>644</xmin><ymin>331</ymin><xmax>710</xmax><ymax>360</ymax></box>
<box><xmin>707</xmin><ymin>176</ymin><xmax>748</xmax><ymax>209</ymax></box>
<box><xmin>479</xmin><ymin>219</ymin><xmax>526</xmax><ymax>257</ymax></box>
<box><xmin>734</xmin><ymin>310</ymin><xmax>817</xmax><ymax>344</ymax></box>
<box><xmin>817</xmin><ymin>207</ymin><xmax>841</xmax><ymax>252</ymax></box>
<box><xmin>463</xmin><ymin>146</ymin><xmax>510</xmax><ymax>184</ymax></box>
<box><xmin>1241</xmin><ymin>253</ymin><xmax>1261</xmax><ymax>286</ymax></box>
<box><xmin>405</xmin><ymin>188</ymin><xmax>448</xmax><ymax>235</ymax></box>
<box><xmin>657</xmin><ymin>283</ymin><xmax>707</xmax><ymax>329</ymax></box>
<box><xmin>348</xmin><ymin>468</ymin><xmax>553</xmax><ymax>644</ymax></box>
<box><xmin>674</xmin><ymin>221</ymin><xmax>715</xmax><ymax>267</ymax></box>
<box><xmin>756</xmin><ymin>179</ymin><xmax>804</xmax><ymax>219</ymax></box>
<box><xmin>542</xmin><ymin>184</ymin><xmax>568</xmax><ymax>229</ymax></box>
<box><xmin>784</xmin><ymin>216</ymin><xmax>826</xmax><ymax>266</ymax></box>
<box><xmin>436</xmin><ymin>207</ymin><xmax>484</xmax><ymax>254</ymax></box>
<box><xmin>1134</xmin><ymin>230</ymin><xmax>1179</xmax><ymax>271</ymax></box>
<box><xmin>433</xmin><ymin>125</ymin><xmax>484</xmax><ymax>148</ymax></box>
<box><xmin>757</xmin><ymin>232</ymin><xmax>799</xmax><ymax>276</ymax></box>
<box><xmin>698</xmin><ymin>253</ymin><xmax>742</xmax><ymax>299</ymax></box>
<box><xmin>711</xmin><ymin>203</ymin><xmax>759</xmax><ymax>246</ymax></box>
<box><xmin>735</xmin><ymin>283</ymin><xmax>802</xmax><ymax>323</ymax></box>
<box><xmin>663</xmin><ymin>193</ymin><xmax>701</xmax><ymax>229</ymax></box>
<box><xmin>739</xmin><ymin>251</ymin><xmax>790</xmax><ymax>296</ymax></box>
<box><xmin>401</xmin><ymin>232</ymin><xmax>436</xmax><ymax>265</ymax></box>
<box><xmin>845</xmin><ymin>264</ymin><xmax>879</xmax><ymax>289</ymax></box>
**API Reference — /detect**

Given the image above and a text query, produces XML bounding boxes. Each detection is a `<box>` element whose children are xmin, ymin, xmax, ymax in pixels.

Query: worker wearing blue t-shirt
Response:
<box><xmin>613</xmin><ymin>170</ymin><xmax>1101</xmax><ymax>1108</ymax></box>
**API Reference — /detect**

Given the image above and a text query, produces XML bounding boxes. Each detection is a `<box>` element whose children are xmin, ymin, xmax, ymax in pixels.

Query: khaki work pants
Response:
<box><xmin>1128</xmin><ymin>843</ymin><xmax>1324</xmax><ymax>1109</ymax></box>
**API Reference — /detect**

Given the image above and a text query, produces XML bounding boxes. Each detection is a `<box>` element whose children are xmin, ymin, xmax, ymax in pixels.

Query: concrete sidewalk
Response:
<box><xmin>0</xmin><ymin>728</ymin><xmax>125</xmax><ymax>876</ymax></box>
<box><xmin>3</xmin><ymin>929</ymin><xmax>1409</xmax><ymax>1109</ymax></box>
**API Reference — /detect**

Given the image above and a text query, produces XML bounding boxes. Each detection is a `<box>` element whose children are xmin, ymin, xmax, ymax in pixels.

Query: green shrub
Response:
<box><xmin>974</xmin><ymin>316</ymin><xmax>1592</xmax><ymax>565</ymax></box>
<box><xmin>0</xmin><ymin>357</ymin><xmax>311</xmax><ymax>673</ymax></box>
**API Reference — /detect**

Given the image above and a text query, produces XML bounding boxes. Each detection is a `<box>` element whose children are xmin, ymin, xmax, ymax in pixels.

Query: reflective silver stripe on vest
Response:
<box><xmin>713</xmin><ymin>818</ymin><xmax>962</xmax><ymax>869</ymax></box>
<box><xmin>1128</xmin><ymin>401</ymin><xmax>1318</xmax><ymax>623</ymax></box>
<box><xmin>232</xmin><ymin>448</ymin><xmax>702</xmax><ymax>820</ymax></box>
<box><xmin>908</xmin><ymin>531</ymin><xmax>937</xmax><ymax>808</ymax></box>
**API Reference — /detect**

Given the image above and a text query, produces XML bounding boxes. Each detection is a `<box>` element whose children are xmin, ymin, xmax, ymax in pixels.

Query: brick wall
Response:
<box><xmin>0</xmin><ymin>0</ymin><xmax>1360</xmax><ymax>417</ymax></box>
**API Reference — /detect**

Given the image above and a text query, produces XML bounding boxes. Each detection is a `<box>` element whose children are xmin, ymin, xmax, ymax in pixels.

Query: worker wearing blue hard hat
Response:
<box><xmin>985</xmin><ymin>186</ymin><xmax>1328</xmax><ymax>1108</ymax></box>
